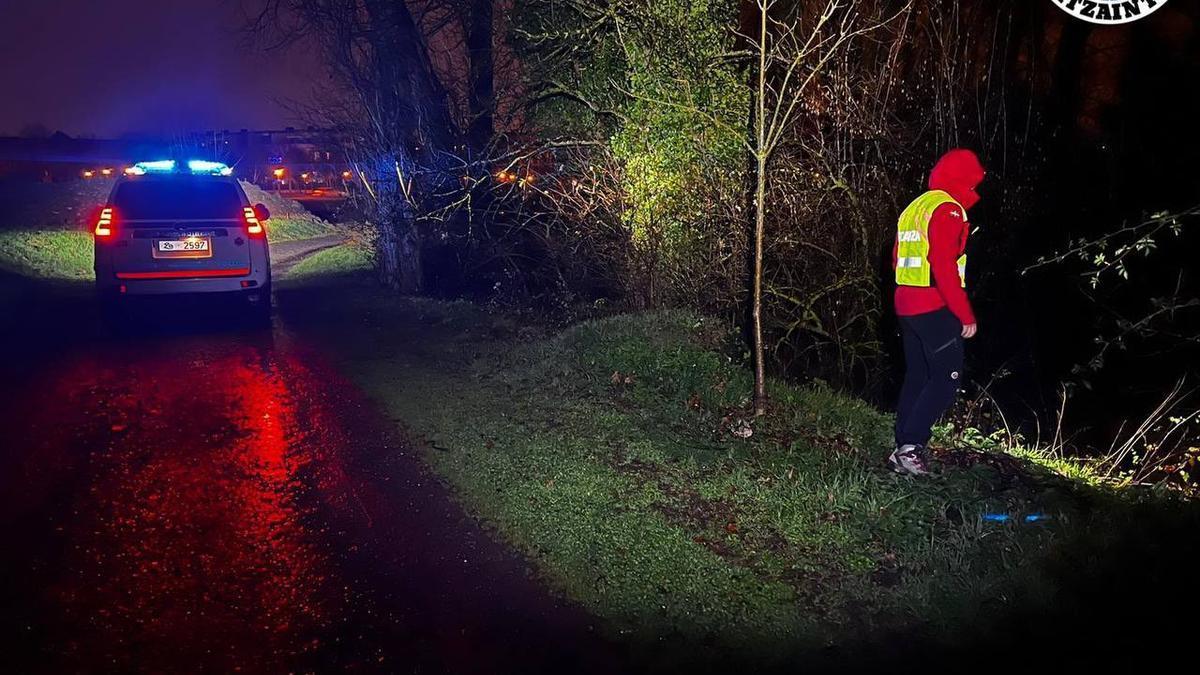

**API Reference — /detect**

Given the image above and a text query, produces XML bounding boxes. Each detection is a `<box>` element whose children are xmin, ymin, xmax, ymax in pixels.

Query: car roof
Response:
<box><xmin>108</xmin><ymin>174</ymin><xmax>247</xmax><ymax>204</ymax></box>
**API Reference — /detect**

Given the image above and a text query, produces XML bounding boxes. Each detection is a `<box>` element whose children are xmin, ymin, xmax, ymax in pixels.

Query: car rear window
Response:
<box><xmin>112</xmin><ymin>180</ymin><xmax>243</xmax><ymax>220</ymax></box>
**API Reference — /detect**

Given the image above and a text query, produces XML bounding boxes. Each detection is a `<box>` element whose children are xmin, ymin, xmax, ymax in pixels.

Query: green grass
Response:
<box><xmin>279</xmin><ymin>278</ymin><xmax>1198</xmax><ymax>665</ymax></box>
<box><xmin>284</xmin><ymin>242</ymin><xmax>373</xmax><ymax>279</ymax></box>
<box><xmin>0</xmin><ymin>229</ymin><xmax>94</xmax><ymax>280</ymax></box>
<box><xmin>398</xmin><ymin>310</ymin><xmax>1062</xmax><ymax>645</ymax></box>
<box><xmin>266</xmin><ymin>216</ymin><xmax>337</xmax><ymax>243</ymax></box>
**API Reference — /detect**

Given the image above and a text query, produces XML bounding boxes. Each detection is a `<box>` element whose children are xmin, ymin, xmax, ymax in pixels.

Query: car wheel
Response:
<box><xmin>98</xmin><ymin>290</ymin><xmax>125</xmax><ymax>329</ymax></box>
<box><xmin>247</xmin><ymin>284</ymin><xmax>272</xmax><ymax>326</ymax></box>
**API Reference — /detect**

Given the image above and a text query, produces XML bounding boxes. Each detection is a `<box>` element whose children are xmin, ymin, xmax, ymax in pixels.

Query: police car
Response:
<box><xmin>93</xmin><ymin>160</ymin><xmax>272</xmax><ymax>320</ymax></box>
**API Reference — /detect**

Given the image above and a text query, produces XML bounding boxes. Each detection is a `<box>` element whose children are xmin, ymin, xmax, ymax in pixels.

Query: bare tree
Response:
<box><xmin>517</xmin><ymin>0</ymin><xmax>903</xmax><ymax>411</ymax></box>
<box><xmin>739</xmin><ymin>0</ymin><xmax>903</xmax><ymax>414</ymax></box>
<box><xmin>248</xmin><ymin>0</ymin><xmax>486</xmax><ymax>293</ymax></box>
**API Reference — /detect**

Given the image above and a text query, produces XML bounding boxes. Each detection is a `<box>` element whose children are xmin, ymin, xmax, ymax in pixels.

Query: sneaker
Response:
<box><xmin>888</xmin><ymin>444</ymin><xmax>931</xmax><ymax>476</ymax></box>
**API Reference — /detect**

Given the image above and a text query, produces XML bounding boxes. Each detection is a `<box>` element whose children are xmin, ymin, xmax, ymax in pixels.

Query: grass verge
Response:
<box><xmin>0</xmin><ymin>229</ymin><xmax>94</xmax><ymax>281</ymax></box>
<box><xmin>266</xmin><ymin>216</ymin><xmax>337</xmax><ymax>243</ymax></box>
<box><xmin>279</xmin><ymin>275</ymin><xmax>1198</xmax><ymax>668</ymax></box>
<box><xmin>284</xmin><ymin>242</ymin><xmax>373</xmax><ymax>279</ymax></box>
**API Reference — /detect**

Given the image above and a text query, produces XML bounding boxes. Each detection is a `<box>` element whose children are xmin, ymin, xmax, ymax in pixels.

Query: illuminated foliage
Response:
<box><xmin>517</xmin><ymin>0</ymin><xmax>748</xmax><ymax>305</ymax></box>
<box><xmin>606</xmin><ymin>0</ymin><xmax>747</xmax><ymax>247</ymax></box>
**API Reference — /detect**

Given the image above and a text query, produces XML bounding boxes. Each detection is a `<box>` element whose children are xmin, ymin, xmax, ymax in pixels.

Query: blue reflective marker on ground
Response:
<box><xmin>982</xmin><ymin>512</ymin><xmax>1051</xmax><ymax>524</ymax></box>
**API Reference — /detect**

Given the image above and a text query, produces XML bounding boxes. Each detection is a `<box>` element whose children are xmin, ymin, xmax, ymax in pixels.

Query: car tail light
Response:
<box><xmin>242</xmin><ymin>206</ymin><xmax>264</xmax><ymax>237</ymax></box>
<box><xmin>94</xmin><ymin>207</ymin><xmax>115</xmax><ymax>237</ymax></box>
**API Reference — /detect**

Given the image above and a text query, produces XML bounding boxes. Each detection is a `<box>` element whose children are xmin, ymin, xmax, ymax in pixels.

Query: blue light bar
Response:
<box><xmin>128</xmin><ymin>159</ymin><xmax>176</xmax><ymax>175</ymax></box>
<box><xmin>124</xmin><ymin>159</ymin><xmax>233</xmax><ymax>177</ymax></box>
<box><xmin>187</xmin><ymin>159</ymin><xmax>233</xmax><ymax>176</ymax></box>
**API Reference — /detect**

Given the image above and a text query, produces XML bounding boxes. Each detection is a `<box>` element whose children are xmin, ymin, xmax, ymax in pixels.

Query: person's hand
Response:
<box><xmin>961</xmin><ymin>323</ymin><xmax>978</xmax><ymax>339</ymax></box>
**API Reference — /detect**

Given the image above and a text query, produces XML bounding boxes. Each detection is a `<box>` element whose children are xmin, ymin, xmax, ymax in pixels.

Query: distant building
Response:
<box><xmin>188</xmin><ymin>127</ymin><xmax>353</xmax><ymax>187</ymax></box>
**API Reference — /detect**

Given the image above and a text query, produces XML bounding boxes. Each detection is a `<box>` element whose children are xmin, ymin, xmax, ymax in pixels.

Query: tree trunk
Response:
<box><xmin>466</xmin><ymin>0</ymin><xmax>495</xmax><ymax>152</ymax></box>
<box><xmin>376</xmin><ymin>197</ymin><xmax>423</xmax><ymax>294</ymax></box>
<box><xmin>396</xmin><ymin>220</ymin><xmax>424</xmax><ymax>294</ymax></box>
<box><xmin>1047</xmin><ymin>16</ymin><xmax>1092</xmax><ymax>136</ymax></box>
<box><xmin>376</xmin><ymin>215</ymin><xmax>401</xmax><ymax>290</ymax></box>
<box><xmin>752</xmin><ymin>154</ymin><xmax>767</xmax><ymax>416</ymax></box>
<box><xmin>751</xmin><ymin>1</ymin><xmax>768</xmax><ymax>416</ymax></box>
<box><xmin>363</xmin><ymin>0</ymin><xmax>458</xmax><ymax>151</ymax></box>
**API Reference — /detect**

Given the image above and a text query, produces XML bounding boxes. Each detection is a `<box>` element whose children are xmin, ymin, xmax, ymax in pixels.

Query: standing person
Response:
<box><xmin>889</xmin><ymin>149</ymin><xmax>984</xmax><ymax>476</ymax></box>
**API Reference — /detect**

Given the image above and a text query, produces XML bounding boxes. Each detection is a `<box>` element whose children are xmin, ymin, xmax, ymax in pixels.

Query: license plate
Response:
<box><xmin>154</xmin><ymin>237</ymin><xmax>212</xmax><ymax>258</ymax></box>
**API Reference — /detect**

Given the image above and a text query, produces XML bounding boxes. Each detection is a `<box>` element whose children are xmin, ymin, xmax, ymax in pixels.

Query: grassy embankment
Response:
<box><xmin>277</xmin><ymin>265</ymin><xmax>1197</xmax><ymax>666</ymax></box>
<box><xmin>284</xmin><ymin>241</ymin><xmax>373</xmax><ymax>278</ymax></box>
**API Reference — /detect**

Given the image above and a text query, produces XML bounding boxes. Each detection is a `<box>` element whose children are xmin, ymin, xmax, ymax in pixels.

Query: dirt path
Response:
<box><xmin>0</xmin><ymin>278</ymin><xmax>624</xmax><ymax>673</ymax></box>
<box><xmin>270</xmin><ymin>233</ymin><xmax>347</xmax><ymax>276</ymax></box>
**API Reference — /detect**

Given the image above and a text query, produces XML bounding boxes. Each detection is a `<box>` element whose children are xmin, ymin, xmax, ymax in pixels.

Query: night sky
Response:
<box><xmin>0</xmin><ymin>0</ymin><xmax>322</xmax><ymax>138</ymax></box>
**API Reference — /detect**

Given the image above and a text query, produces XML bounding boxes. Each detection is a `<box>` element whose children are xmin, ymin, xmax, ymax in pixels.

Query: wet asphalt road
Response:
<box><xmin>0</xmin><ymin>275</ymin><xmax>621</xmax><ymax>673</ymax></box>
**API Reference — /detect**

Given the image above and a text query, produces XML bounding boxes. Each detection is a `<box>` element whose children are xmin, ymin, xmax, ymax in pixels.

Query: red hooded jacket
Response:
<box><xmin>893</xmin><ymin>149</ymin><xmax>983</xmax><ymax>325</ymax></box>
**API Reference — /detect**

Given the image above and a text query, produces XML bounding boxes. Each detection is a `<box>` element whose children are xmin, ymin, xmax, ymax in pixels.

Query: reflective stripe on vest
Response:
<box><xmin>894</xmin><ymin>189</ymin><xmax>968</xmax><ymax>288</ymax></box>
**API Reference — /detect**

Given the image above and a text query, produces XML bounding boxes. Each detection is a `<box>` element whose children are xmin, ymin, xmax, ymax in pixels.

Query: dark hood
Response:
<box><xmin>928</xmin><ymin>148</ymin><xmax>985</xmax><ymax>210</ymax></box>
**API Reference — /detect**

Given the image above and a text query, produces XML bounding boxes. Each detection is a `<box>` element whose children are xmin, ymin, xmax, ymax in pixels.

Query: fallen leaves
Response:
<box><xmin>729</xmin><ymin>419</ymin><xmax>753</xmax><ymax>439</ymax></box>
<box><xmin>610</xmin><ymin>370</ymin><xmax>636</xmax><ymax>385</ymax></box>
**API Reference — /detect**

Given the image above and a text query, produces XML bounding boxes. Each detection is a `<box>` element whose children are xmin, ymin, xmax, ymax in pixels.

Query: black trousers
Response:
<box><xmin>895</xmin><ymin>308</ymin><xmax>964</xmax><ymax>447</ymax></box>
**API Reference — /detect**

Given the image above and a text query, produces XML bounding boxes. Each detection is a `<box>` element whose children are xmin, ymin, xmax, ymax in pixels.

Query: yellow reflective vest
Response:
<box><xmin>894</xmin><ymin>189</ymin><xmax>967</xmax><ymax>288</ymax></box>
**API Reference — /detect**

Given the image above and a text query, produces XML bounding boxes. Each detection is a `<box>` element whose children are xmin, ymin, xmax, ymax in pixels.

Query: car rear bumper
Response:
<box><xmin>94</xmin><ymin>232</ymin><xmax>271</xmax><ymax>296</ymax></box>
<box><xmin>98</xmin><ymin>270</ymin><xmax>270</xmax><ymax>296</ymax></box>
<box><xmin>114</xmin><ymin>267</ymin><xmax>252</xmax><ymax>280</ymax></box>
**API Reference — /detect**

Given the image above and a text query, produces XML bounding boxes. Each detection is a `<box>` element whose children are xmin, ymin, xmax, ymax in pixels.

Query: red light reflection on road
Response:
<box><xmin>2</xmin><ymin>321</ymin><xmax>627</xmax><ymax>674</ymax></box>
<box><xmin>14</xmin><ymin>337</ymin><xmax>353</xmax><ymax>671</ymax></box>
